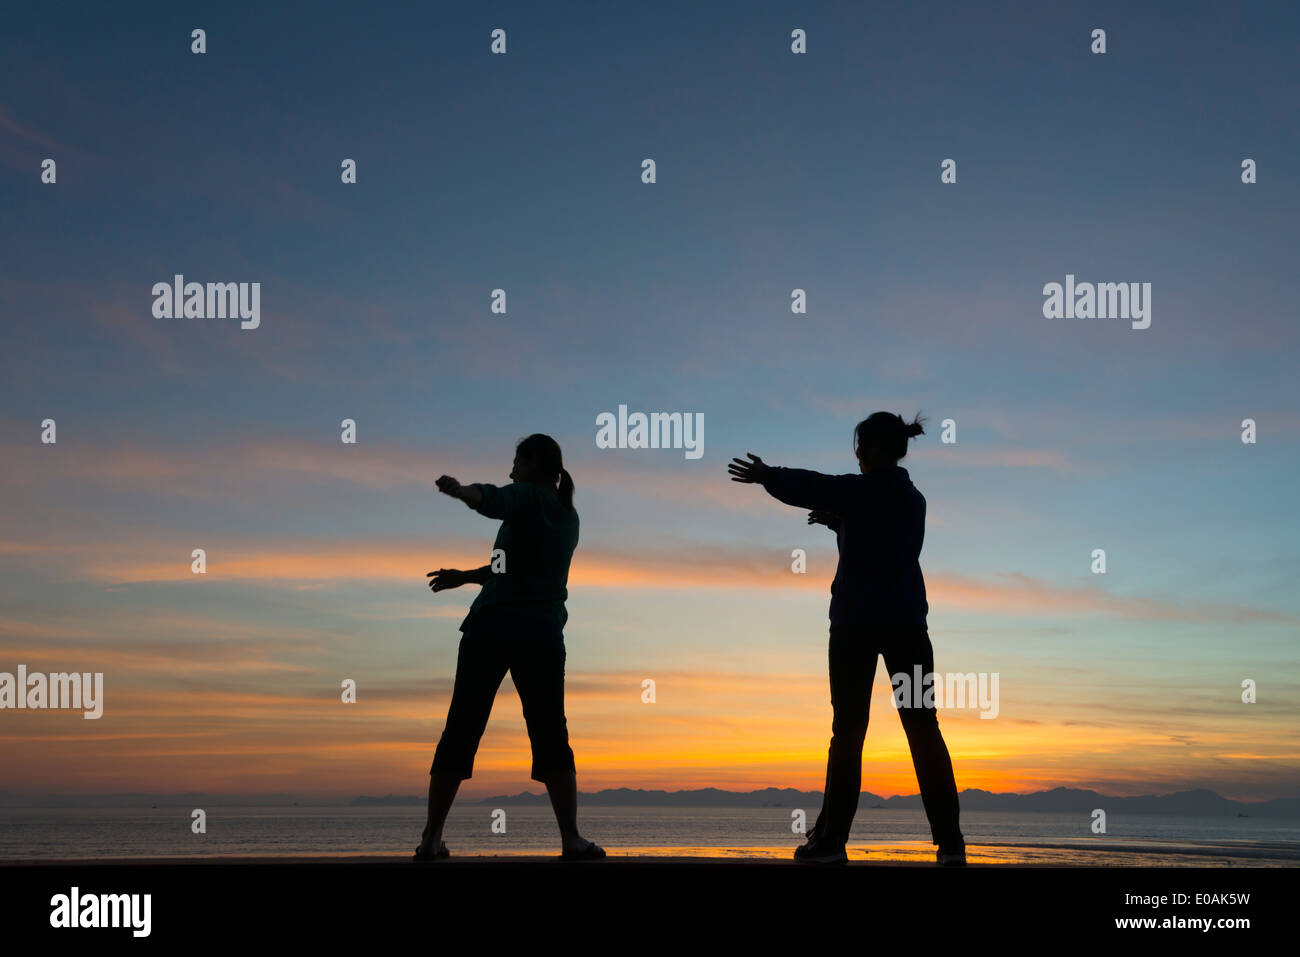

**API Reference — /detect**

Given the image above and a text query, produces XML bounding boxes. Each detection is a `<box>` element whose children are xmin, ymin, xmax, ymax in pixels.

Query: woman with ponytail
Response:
<box><xmin>728</xmin><ymin>411</ymin><xmax>965</xmax><ymax>866</ymax></box>
<box><xmin>415</xmin><ymin>433</ymin><xmax>603</xmax><ymax>860</ymax></box>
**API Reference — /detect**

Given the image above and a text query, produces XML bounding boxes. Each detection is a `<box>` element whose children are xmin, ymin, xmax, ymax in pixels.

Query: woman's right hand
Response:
<box><xmin>727</xmin><ymin>453</ymin><xmax>770</xmax><ymax>484</ymax></box>
<box><xmin>427</xmin><ymin>568</ymin><xmax>467</xmax><ymax>592</ymax></box>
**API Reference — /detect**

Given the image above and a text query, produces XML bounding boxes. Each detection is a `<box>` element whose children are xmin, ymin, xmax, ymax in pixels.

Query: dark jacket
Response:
<box><xmin>461</xmin><ymin>481</ymin><xmax>579</xmax><ymax>632</ymax></box>
<box><xmin>760</xmin><ymin>464</ymin><xmax>928</xmax><ymax>628</ymax></box>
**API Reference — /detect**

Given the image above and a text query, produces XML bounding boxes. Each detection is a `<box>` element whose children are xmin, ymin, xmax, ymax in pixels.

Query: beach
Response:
<box><xmin>4</xmin><ymin>805</ymin><xmax>1297</xmax><ymax>866</ymax></box>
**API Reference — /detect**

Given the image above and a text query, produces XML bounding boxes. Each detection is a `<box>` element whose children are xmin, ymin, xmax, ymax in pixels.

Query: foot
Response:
<box><xmin>936</xmin><ymin>846</ymin><xmax>966</xmax><ymax>867</ymax></box>
<box><xmin>413</xmin><ymin>839</ymin><xmax>450</xmax><ymax>861</ymax></box>
<box><xmin>793</xmin><ymin>838</ymin><xmax>848</xmax><ymax>865</ymax></box>
<box><xmin>560</xmin><ymin>837</ymin><xmax>606</xmax><ymax>860</ymax></box>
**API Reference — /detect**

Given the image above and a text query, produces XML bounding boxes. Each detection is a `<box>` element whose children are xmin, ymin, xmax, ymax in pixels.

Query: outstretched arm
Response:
<box><xmin>729</xmin><ymin>453</ymin><xmax>858</xmax><ymax>514</ymax></box>
<box><xmin>436</xmin><ymin>474</ymin><xmax>537</xmax><ymax>520</ymax></box>
<box><xmin>436</xmin><ymin>475</ymin><xmax>483</xmax><ymax>509</ymax></box>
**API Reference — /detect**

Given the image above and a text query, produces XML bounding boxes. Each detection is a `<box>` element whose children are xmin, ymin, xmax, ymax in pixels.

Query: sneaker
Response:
<box><xmin>560</xmin><ymin>839</ymin><xmax>607</xmax><ymax>861</ymax></box>
<box><xmin>412</xmin><ymin>840</ymin><xmax>450</xmax><ymax>861</ymax></box>
<box><xmin>794</xmin><ymin>839</ymin><xmax>848</xmax><ymax>865</ymax></box>
<box><xmin>936</xmin><ymin>847</ymin><xmax>967</xmax><ymax>867</ymax></box>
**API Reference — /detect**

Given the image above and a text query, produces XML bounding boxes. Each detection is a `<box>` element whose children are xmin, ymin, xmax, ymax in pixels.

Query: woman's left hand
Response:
<box><xmin>427</xmin><ymin>568</ymin><xmax>468</xmax><ymax>592</ymax></box>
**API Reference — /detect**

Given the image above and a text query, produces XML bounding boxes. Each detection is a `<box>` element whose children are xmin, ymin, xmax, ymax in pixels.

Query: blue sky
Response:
<box><xmin>1</xmin><ymin>1</ymin><xmax>1298</xmax><ymax>800</ymax></box>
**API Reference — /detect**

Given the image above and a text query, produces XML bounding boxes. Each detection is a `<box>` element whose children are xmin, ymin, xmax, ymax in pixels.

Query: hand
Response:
<box><xmin>807</xmin><ymin>510</ymin><xmax>838</xmax><ymax>528</ymax></box>
<box><xmin>427</xmin><ymin>568</ymin><xmax>468</xmax><ymax>592</ymax></box>
<box><xmin>727</xmin><ymin>453</ymin><xmax>770</xmax><ymax>484</ymax></box>
<box><xmin>435</xmin><ymin>475</ymin><xmax>462</xmax><ymax>498</ymax></box>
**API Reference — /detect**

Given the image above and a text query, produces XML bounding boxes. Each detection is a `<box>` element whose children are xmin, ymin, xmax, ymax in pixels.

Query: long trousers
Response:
<box><xmin>811</xmin><ymin>621</ymin><xmax>964</xmax><ymax>850</ymax></box>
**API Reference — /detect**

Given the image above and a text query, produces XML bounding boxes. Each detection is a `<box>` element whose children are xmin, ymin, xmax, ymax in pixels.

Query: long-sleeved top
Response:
<box><xmin>460</xmin><ymin>481</ymin><xmax>579</xmax><ymax>632</ymax></box>
<box><xmin>760</xmin><ymin>464</ymin><xmax>929</xmax><ymax>628</ymax></box>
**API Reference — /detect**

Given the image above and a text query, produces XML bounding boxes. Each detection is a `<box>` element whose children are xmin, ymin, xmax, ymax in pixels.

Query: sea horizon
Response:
<box><xmin>4</xmin><ymin>783</ymin><xmax>1297</xmax><ymax>814</ymax></box>
<box><xmin>4</xmin><ymin>805</ymin><xmax>1298</xmax><ymax>867</ymax></box>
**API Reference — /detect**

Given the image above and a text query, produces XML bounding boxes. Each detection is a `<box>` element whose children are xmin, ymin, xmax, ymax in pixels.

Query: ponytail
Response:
<box><xmin>901</xmin><ymin>412</ymin><xmax>926</xmax><ymax>440</ymax></box>
<box><xmin>557</xmin><ymin>466</ymin><xmax>575</xmax><ymax>512</ymax></box>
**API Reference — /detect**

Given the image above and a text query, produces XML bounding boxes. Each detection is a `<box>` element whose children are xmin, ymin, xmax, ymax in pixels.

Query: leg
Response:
<box><xmin>807</xmin><ymin>636</ymin><xmax>842</xmax><ymax>842</ymax></box>
<box><xmin>823</xmin><ymin>626</ymin><xmax>877</xmax><ymax>847</ymax></box>
<box><xmin>807</xmin><ymin>747</ymin><xmax>833</xmax><ymax>844</ymax></box>
<box><xmin>882</xmin><ymin>626</ymin><xmax>963</xmax><ymax>851</ymax></box>
<box><xmin>544</xmin><ymin>769</ymin><xmax>582</xmax><ymax>848</ymax></box>
<box><xmin>419</xmin><ymin>625</ymin><xmax>509</xmax><ymax>854</ymax></box>
<box><xmin>509</xmin><ymin>626</ymin><xmax>590</xmax><ymax>853</ymax></box>
<box><xmin>420</xmin><ymin>772</ymin><xmax>460</xmax><ymax>852</ymax></box>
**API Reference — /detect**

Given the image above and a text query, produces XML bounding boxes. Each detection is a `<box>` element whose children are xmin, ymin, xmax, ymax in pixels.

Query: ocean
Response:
<box><xmin>3</xmin><ymin>806</ymin><xmax>1298</xmax><ymax>865</ymax></box>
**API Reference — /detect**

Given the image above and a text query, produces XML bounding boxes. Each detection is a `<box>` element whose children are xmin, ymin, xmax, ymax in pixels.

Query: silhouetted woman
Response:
<box><xmin>728</xmin><ymin>412</ymin><xmax>965</xmax><ymax>866</ymax></box>
<box><xmin>415</xmin><ymin>433</ymin><xmax>604</xmax><ymax>860</ymax></box>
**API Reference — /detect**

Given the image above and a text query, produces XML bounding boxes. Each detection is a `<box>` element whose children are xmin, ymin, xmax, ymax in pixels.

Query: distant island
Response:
<box><xmin>4</xmin><ymin>786</ymin><xmax>1295</xmax><ymax>816</ymax></box>
<box><xmin>349</xmin><ymin>786</ymin><xmax>1300</xmax><ymax>818</ymax></box>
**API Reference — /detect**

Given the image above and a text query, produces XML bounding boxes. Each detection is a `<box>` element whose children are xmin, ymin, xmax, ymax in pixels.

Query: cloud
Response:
<box><xmin>0</xmin><ymin>426</ymin><xmax>775</xmax><ymax>518</ymax></box>
<box><xmin>916</xmin><ymin>446</ymin><xmax>1073</xmax><ymax>473</ymax></box>
<box><xmin>1</xmin><ymin>534</ymin><xmax>1285</xmax><ymax>625</ymax></box>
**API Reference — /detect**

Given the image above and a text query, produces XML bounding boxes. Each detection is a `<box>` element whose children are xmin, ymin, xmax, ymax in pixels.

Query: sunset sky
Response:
<box><xmin>2</xmin><ymin>1</ymin><xmax>1298</xmax><ymax>803</ymax></box>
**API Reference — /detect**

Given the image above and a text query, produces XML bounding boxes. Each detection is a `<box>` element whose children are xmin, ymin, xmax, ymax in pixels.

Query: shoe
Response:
<box><xmin>412</xmin><ymin>840</ymin><xmax>450</xmax><ymax>861</ymax></box>
<box><xmin>560</xmin><ymin>839</ymin><xmax>607</xmax><ymax>860</ymax></box>
<box><xmin>794</xmin><ymin>839</ymin><xmax>848</xmax><ymax>865</ymax></box>
<box><xmin>936</xmin><ymin>847</ymin><xmax>966</xmax><ymax>866</ymax></box>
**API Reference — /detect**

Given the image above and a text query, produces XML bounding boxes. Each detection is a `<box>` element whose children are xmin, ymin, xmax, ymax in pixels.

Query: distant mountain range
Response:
<box><xmin>351</xmin><ymin>786</ymin><xmax>1300</xmax><ymax>818</ymax></box>
<box><xmin>3</xmin><ymin>787</ymin><xmax>1296</xmax><ymax>816</ymax></box>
